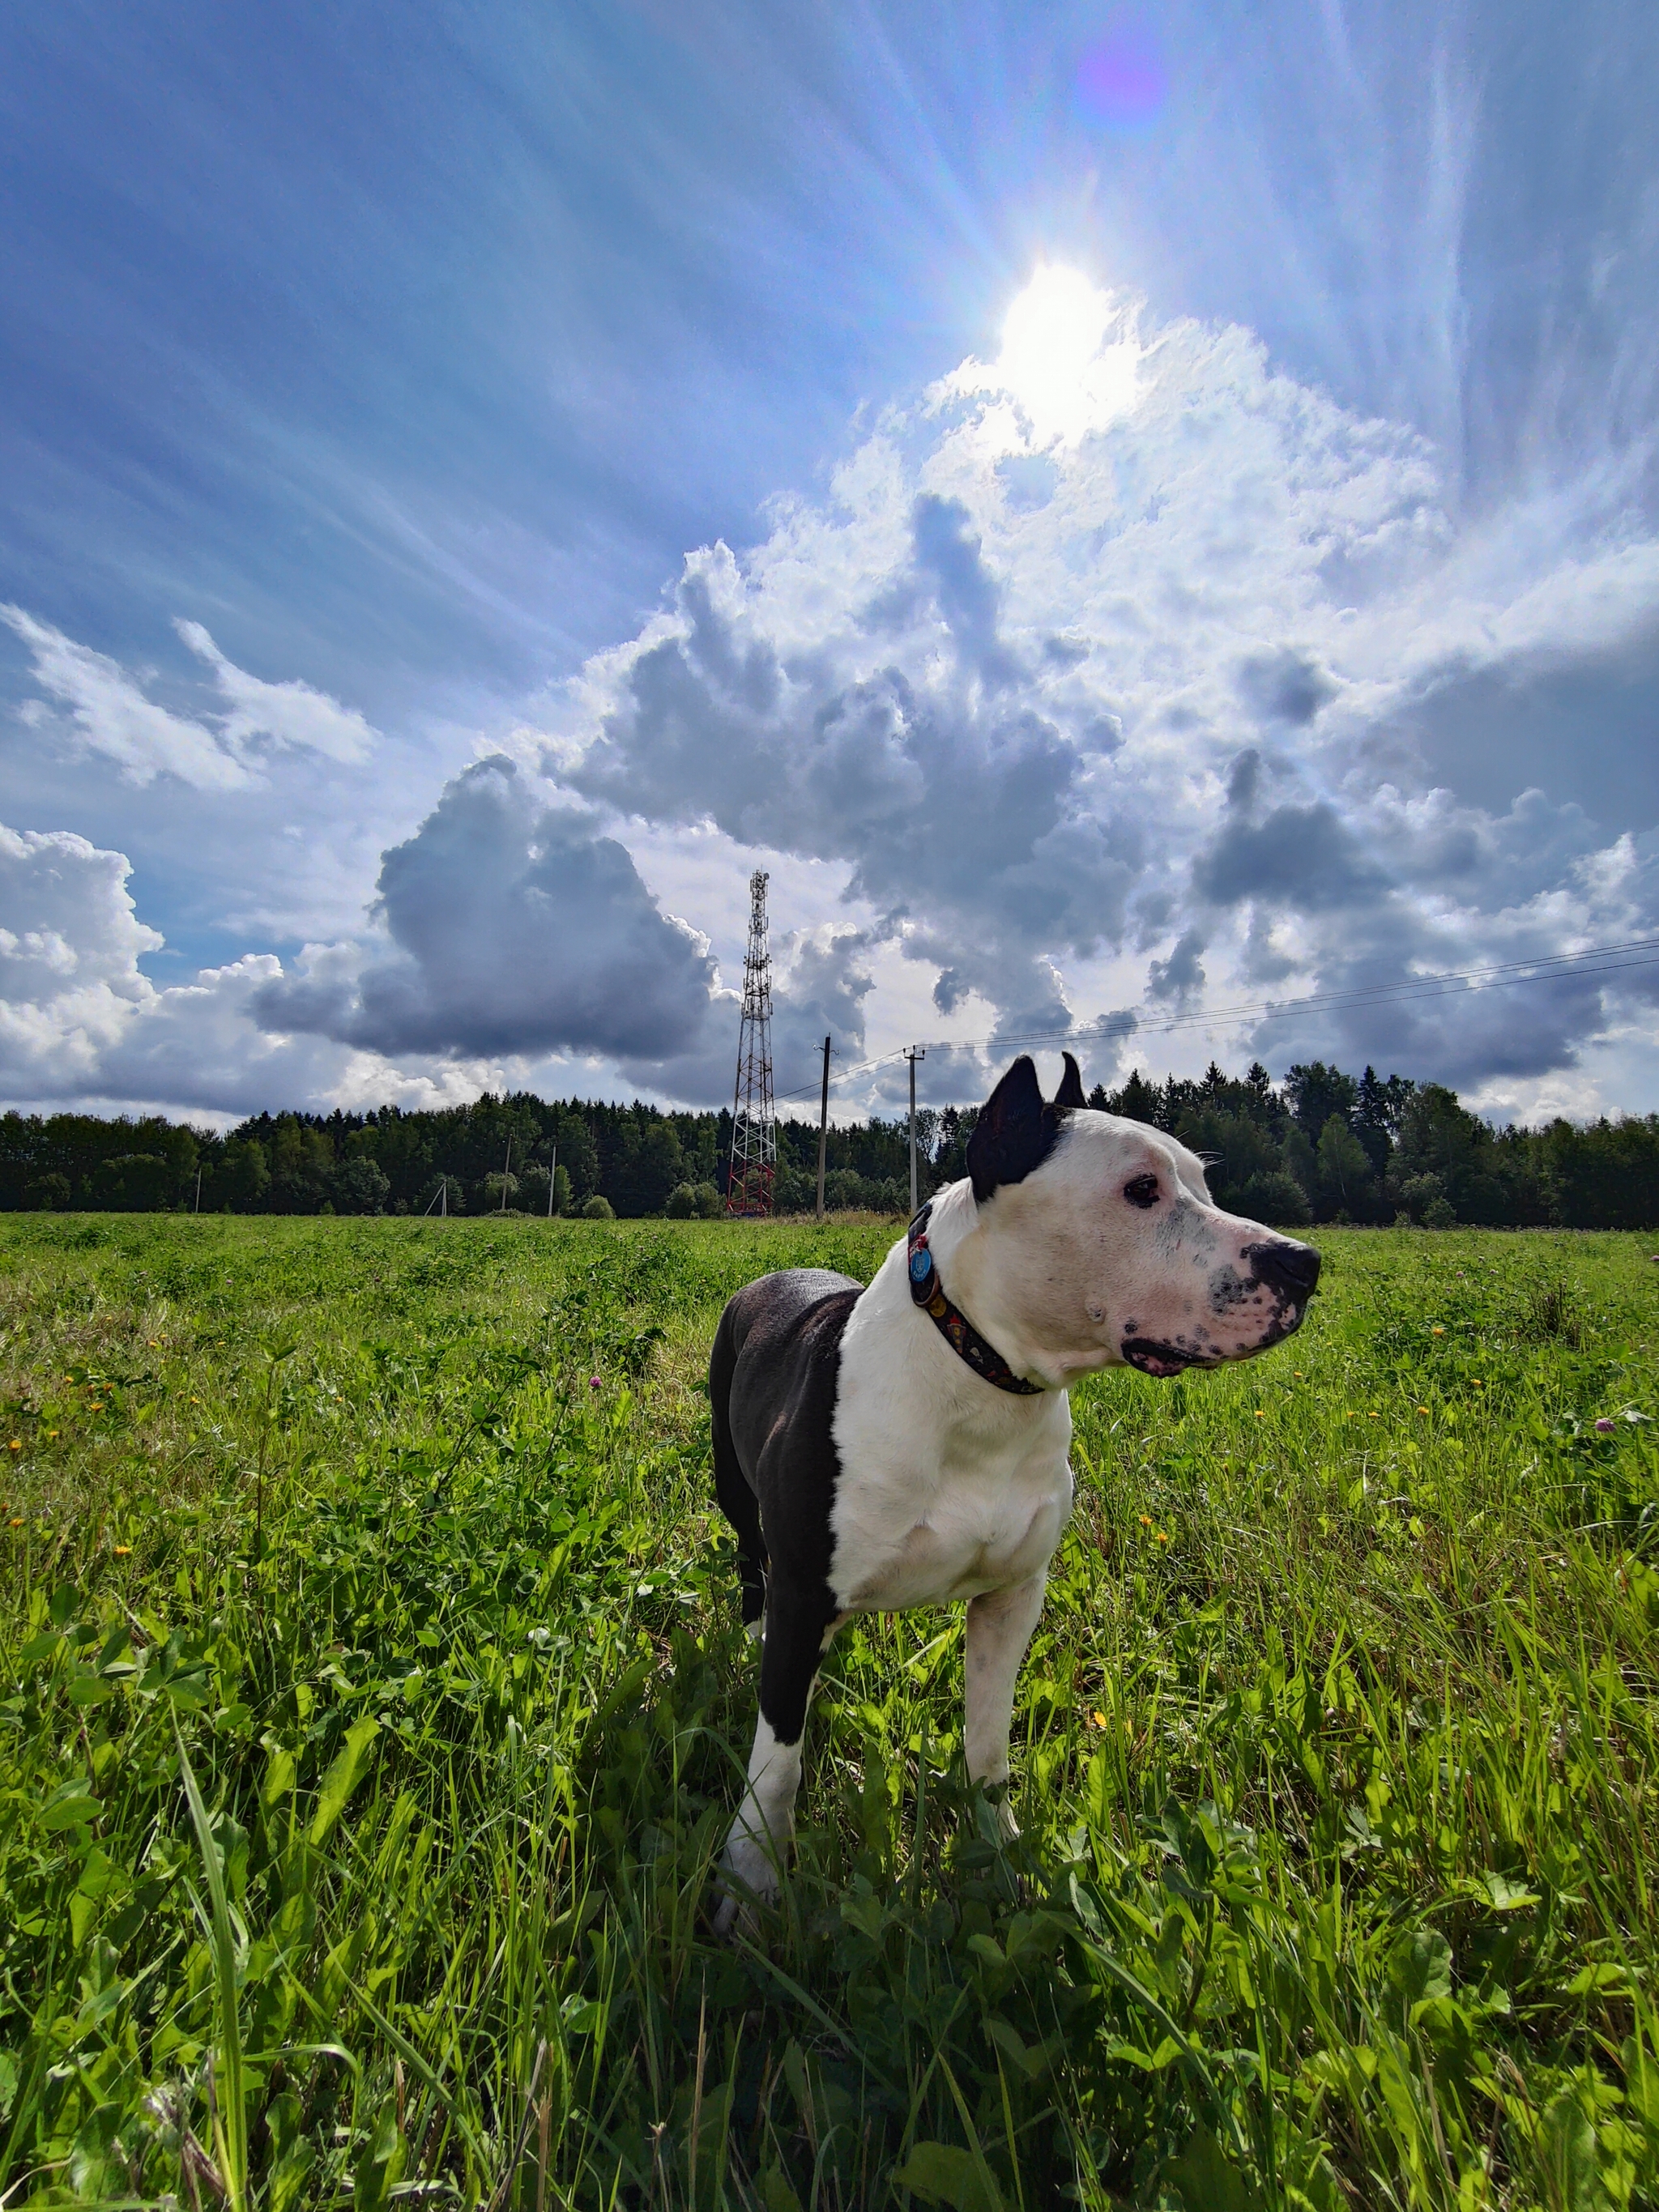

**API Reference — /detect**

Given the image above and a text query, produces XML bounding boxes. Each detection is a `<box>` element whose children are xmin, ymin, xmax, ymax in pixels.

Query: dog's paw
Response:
<box><xmin>710</xmin><ymin>1885</ymin><xmax>758</xmax><ymax>1941</ymax></box>
<box><xmin>710</xmin><ymin>1835</ymin><xmax>779</xmax><ymax>1941</ymax></box>
<box><xmin>978</xmin><ymin>1783</ymin><xmax>1019</xmax><ymax>1844</ymax></box>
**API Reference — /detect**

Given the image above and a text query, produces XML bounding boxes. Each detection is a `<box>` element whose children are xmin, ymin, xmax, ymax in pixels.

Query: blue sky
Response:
<box><xmin>2</xmin><ymin>0</ymin><xmax>1656</xmax><ymax>1123</ymax></box>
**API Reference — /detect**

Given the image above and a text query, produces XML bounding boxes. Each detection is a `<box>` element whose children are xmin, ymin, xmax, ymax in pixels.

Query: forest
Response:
<box><xmin>2</xmin><ymin>1059</ymin><xmax>1657</xmax><ymax>1226</ymax></box>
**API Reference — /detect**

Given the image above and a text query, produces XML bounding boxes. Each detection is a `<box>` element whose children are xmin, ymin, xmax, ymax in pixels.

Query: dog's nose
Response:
<box><xmin>1247</xmin><ymin>1240</ymin><xmax>1321</xmax><ymax>1300</ymax></box>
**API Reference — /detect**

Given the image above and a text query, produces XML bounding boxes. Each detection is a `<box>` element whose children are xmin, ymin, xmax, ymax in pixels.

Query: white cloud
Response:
<box><xmin>2</xmin><ymin>607</ymin><xmax>256</xmax><ymax>791</ymax></box>
<box><xmin>0</xmin><ymin>825</ymin><xmax>166</xmax><ymax>1096</ymax></box>
<box><xmin>543</xmin><ymin>265</ymin><xmax>1659</xmax><ymax>1102</ymax></box>
<box><xmin>1</xmin><ymin>607</ymin><xmax>377</xmax><ymax>789</ymax></box>
<box><xmin>4</xmin><ymin>268</ymin><xmax>1657</xmax><ymax>1123</ymax></box>
<box><xmin>175</xmin><ymin>620</ymin><xmax>375</xmax><ymax>763</ymax></box>
<box><xmin>0</xmin><ymin>815</ymin><xmax>612</xmax><ymax>1119</ymax></box>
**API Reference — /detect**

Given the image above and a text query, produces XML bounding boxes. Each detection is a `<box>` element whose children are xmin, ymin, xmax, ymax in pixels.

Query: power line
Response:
<box><xmin>771</xmin><ymin>932</ymin><xmax>1659</xmax><ymax>1106</ymax></box>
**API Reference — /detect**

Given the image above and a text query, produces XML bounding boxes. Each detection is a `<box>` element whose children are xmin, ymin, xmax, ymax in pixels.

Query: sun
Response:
<box><xmin>945</xmin><ymin>263</ymin><xmax>1140</xmax><ymax>447</ymax></box>
<box><xmin>1000</xmin><ymin>265</ymin><xmax>1115</xmax><ymax>389</ymax></box>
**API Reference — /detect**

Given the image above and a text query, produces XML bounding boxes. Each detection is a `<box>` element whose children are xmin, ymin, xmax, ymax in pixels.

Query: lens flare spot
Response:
<box><xmin>1076</xmin><ymin>28</ymin><xmax>1167</xmax><ymax>130</ymax></box>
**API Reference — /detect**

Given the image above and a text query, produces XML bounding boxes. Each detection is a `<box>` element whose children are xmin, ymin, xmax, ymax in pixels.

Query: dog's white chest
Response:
<box><xmin>828</xmin><ymin>1280</ymin><xmax>1074</xmax><ymax>1613</ymax></box>
<box><xmin>838</xmin><ymin>1470</ymin><xmax>1073</xmax><ymax>1610</ymax></box>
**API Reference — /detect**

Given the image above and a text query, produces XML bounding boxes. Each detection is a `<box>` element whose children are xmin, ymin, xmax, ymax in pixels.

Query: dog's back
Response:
<box><xmin>710</xmin><ymin>1268</ymin><xmax>860</xmax><ymax>1632</ymax></box>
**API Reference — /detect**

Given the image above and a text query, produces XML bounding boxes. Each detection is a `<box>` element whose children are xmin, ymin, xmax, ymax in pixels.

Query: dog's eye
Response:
<box><xmin>1124</xmin><ymin>1174</ymin><xmax>1161</xmax><ymax>1208</ymax></box>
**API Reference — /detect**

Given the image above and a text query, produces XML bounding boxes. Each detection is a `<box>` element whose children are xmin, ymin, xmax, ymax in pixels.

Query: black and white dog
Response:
<box><xmin>708</xmin><ymin>1052</ymin><xmax>1319</xmax><ymax>1930</ymax></box>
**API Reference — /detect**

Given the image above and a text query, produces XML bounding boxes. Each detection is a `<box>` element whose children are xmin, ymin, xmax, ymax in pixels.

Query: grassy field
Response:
<box><xmin>0</xmin><ymin>1213</ymin><xmax>1656</xmax><ymax>2211</ymax></box>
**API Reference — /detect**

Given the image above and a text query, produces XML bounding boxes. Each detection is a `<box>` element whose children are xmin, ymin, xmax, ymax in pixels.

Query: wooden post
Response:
<box><xmin>906</xmin><ymin>1046</ymin><xmax>925</xmax><ymax>1214</ymax></box>
<box><xmin>815</xmin><ymin>1036</ymin><xmax>830</xmax><ymax>1220</ymax></box>
<box><xmin>500</xmin><ymin>1135</ymin><xmax>511</xmax><ymax>1213</ymax></box>
<box><xmin>548</xmin><ymin>1143</ymin><xmax>557</xmax><ymax>1217</ymax></box>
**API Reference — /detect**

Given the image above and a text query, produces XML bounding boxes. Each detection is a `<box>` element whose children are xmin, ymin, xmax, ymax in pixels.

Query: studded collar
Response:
<box><xmin>906</xmin><ymin>1202</ymin><xmax>1043</xmax><ymax>1396</ymax></box>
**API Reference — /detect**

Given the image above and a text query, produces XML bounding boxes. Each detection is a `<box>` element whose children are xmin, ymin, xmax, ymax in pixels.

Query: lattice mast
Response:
<box><xmin>727</xmin><ymin>869</ymin><xmax>776</xmax><ymax>1216</ymax></box>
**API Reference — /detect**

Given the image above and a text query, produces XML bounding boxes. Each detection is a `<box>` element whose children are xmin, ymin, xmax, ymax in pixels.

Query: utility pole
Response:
<box><xmin>193</xmin><ymin>1166</ymin><xmax>202</xmax><ymax>1215</ymax></box>
<box><xmin>548</xmin><ymin>1142</ymin><xmax>557</xmax><ymax>1217</ymax></box>
<box><xmin>500</xmin><ymin>1135</ymin><xmax>511</xmax><ymax>1213</ymax></box>
<box><xmin>441</xmin><ymin>1176</ymin><xmax>446</xmax><ymax>1219</ymax></box>
<box><xmin>815</xmin><ymin>1035</ymin><xmax>831</xmax><ymax>1221</ymax></box>
<box><xmin>906</xmin><ymin>1046</ymin><xmax>926</xmax><ymax>1214</ymax></box>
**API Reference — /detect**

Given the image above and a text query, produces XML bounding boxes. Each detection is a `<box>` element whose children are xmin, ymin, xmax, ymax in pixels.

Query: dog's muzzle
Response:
<box><xmin>1120</xmin><ymin>1238</ymin><xmax>1320</xmax><ymax>1377</ymax></box>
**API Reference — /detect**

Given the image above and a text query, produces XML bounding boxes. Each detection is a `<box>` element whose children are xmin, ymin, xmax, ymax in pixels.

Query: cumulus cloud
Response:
<box><xmin>5</xmin><ymin>268</ymin><xmax>1658</xmax><ymax>1121</ymax></box>
<box><xmin>0</xmin><ymin>769</ymin><xmax>878</xmax><ymax>1115</ymax></box>
<box><xmin>0</xmin><ymin>825</ymin><xmax>164</xmax><ymax>1095</ymax></box>
<box><xmin>539</xmin><ymin>266</ymin><xmax>1659</xmax><ymax>1102</ymax></box>
<box><xmin>253</xmin><ymin>757</ymin><xmax>716</xmax><ymax>1062</ymax></box>
<box><xmin>0</xmin><ymin>821</ymin><xmax>390</xmax><ymax>1114</ymax></box>
<box><xmin>1</xmin><ymin>607</ymin><xmax>376</xmax><ymax>788</ymax></box>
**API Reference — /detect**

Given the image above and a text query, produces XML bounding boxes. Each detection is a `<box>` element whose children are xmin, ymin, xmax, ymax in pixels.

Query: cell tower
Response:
<box><xmin>727</xmin><ymin>869</ymin><xmax>776</xmax><ymax>1216</ymax></box>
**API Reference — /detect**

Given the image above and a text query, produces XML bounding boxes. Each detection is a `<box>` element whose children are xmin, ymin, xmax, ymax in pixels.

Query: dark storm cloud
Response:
<box><xmin>1226</xmin><ymin>748</ymin><xmax>1263</xmax><ymax>813</ymax></box>
<box><xmin>1257</xmin><ymin>962</ymin><xmax>1620</xmax><ymax>1093</ymax></box>
<box><xmin>255</xmin><ymin>757</ymin><xmax>714</xmax><ymax>1060</ymax></box>
<box><xmin>1238</xmin><ymin>649</ymin><xmax>1339</xmax><ymax>727</ymax></box>
<box><xmin>1380</xmin><ymin>629</ymin><xmax>1659</xmax><ymax>829</ymax></box>
<box><xmin>910</xmin><ymin>495</ymin><xmax>1022</xmax><ymax>689</ymax></box>
<box><xmin>1147</xmin><ymin>925</ymin><xmax>1206</xmax><ymax>1002</ymax></box>
<box><xmin>1192</xmin><ymin>801</ymin><xmax>1387</xmax><ymax>912</ymax></box>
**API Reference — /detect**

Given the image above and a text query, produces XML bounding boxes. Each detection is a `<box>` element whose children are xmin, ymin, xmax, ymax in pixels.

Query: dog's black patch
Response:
<box><xmin>968</xmin><ymin>1051</ymin><xmax>1085</xmax><ymax>1204</ymax></box>
<box><xmin>710</xmin><ymin>1270</ymin><xmax>859</xmax><ymax>1745</ymax></box>
<box><xmin>1052</xmin><ymin>1051</ymin><xmax>1087</xmax><ymax>1110</ymax></box>
<box><xmin>1243</xmin><ymin>1239</ymin><xmax>1321</xmax><ymax>1304</ymax></box>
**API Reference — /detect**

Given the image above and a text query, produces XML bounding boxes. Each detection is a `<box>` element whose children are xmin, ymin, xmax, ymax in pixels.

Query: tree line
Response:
<box><xmin>1</xmin><ymin>1059</ymin><xmax>1655</xmax><ymax>1226</ymax></box>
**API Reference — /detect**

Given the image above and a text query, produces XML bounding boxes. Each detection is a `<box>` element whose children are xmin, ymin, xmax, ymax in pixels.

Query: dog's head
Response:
<box><xmin>963</xmin><ymin>1053</ymin><xmax>1320</xmax><ymax>1379</ymax></box>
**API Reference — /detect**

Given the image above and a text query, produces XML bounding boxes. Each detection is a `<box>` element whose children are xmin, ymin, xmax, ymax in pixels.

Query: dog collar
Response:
<box><xmin>906</xmin><ymin>1203</ymin><xmax>1043</xmax><ymax>1396</ymax></box>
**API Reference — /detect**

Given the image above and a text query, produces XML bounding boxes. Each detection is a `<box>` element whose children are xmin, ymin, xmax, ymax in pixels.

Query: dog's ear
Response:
<box><xmin>968</xmin><ymin>1055</ymin><xmax>1072</xmax><ymax>1203</ymax></box>
<box><xmin>1053</xmin><ymin>1051</ymin><xmax>1086</xmax><ymax>1111</ymax></box>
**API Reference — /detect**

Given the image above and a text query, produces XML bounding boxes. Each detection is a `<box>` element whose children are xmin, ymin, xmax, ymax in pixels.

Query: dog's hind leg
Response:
<box><xmin>709</xmin><ymin>1303</ymin><xmax>768</xmax><ymax>1637</ymax></box>
<box><xmin>713</xmin><ymin>1587</ymin><xmax>840</xmax><ymax>1935</ymax></box>
<box><xmin>964</xmin><ymin>1572</ymin><xmax>1048</xmax><ymax>1839</ymax></box>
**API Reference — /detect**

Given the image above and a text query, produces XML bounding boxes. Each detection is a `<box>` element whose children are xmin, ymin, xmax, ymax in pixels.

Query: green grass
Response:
<box><xmin>1</xmin><ymin>1214</ymin><xmax>1656</xmax><ymax>2210</ymax></box>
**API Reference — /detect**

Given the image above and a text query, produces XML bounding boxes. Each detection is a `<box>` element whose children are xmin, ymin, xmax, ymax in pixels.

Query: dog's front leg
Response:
<box><xmin>964</xmin><ymin>1572</ymin><xmax>1047</xmax><ymax>1839</ymax></box>
<box><xmin>714</xmin><ymin>1588</ymin><xmax>839</xmax><ymax>1937</ymax></box>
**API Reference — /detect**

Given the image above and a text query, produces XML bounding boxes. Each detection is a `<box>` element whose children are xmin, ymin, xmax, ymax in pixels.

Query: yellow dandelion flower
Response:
<box><xmin>1416</xmin><ymin>1406</ymin><xmax>1431</xmax><ymax>1416</ymax></box>
<box><xmin>113</xmin><ymin>1545</ymin><xmax>131</xmax><ymax>1557</ymax></box>
<box><xmin>1431</xmin><ymin>1325</ymin><xmax>1445</xmax><ymax>1335</ymax></box>
<box><xmin>45</xmin><ymin>1430</ymin><xmax>58</xmax><ymax>1439</ymax></box>
<box><xmin>7</xmin><ymin>1517</ymin><xmax>21</xmax><ymax>1528</ymax></box>
<box><xmin>1090</xmin><ymin>1710</ymin><xmax>1108</xmax><ymax>1729</ymax></box>
<box><xmin>6</xmin><ymin>1440</ymin><xmax>19</xmax><ymax>1452</ymax></box>
<box><xmin>1255</xmin><ymin>1408</ymin><xmax>1268</xmax><ymax>1418</ymax></box>
<box><xmin>147</xmin><ymin>1339</ymin><xmax>159</xmax><ymax>1348</ymax></box>
<box><xmin>1138</xmin><ymin>1513</ymin><xmax>1150</xmax><ymax>1527</ymax></box>
<box><xmin>1156</xmin><ymin>1529</ymin><xmax>1169</xmax><ymax>1545</ymax></box>
<box><xmin>1368</xmin><ymin>1411</ymin><xmax>1380</xmax><ymax>1419</ymax></box>
<box><xmin>1472</xmin><ymin>1379</ymin><xmax>1484</xmax><ymax>1388</ymax></box>
<box><xmin>190</xmin><ymin>1396</ymin><xmax>200</xmax><ymax>1404</ymax></box>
